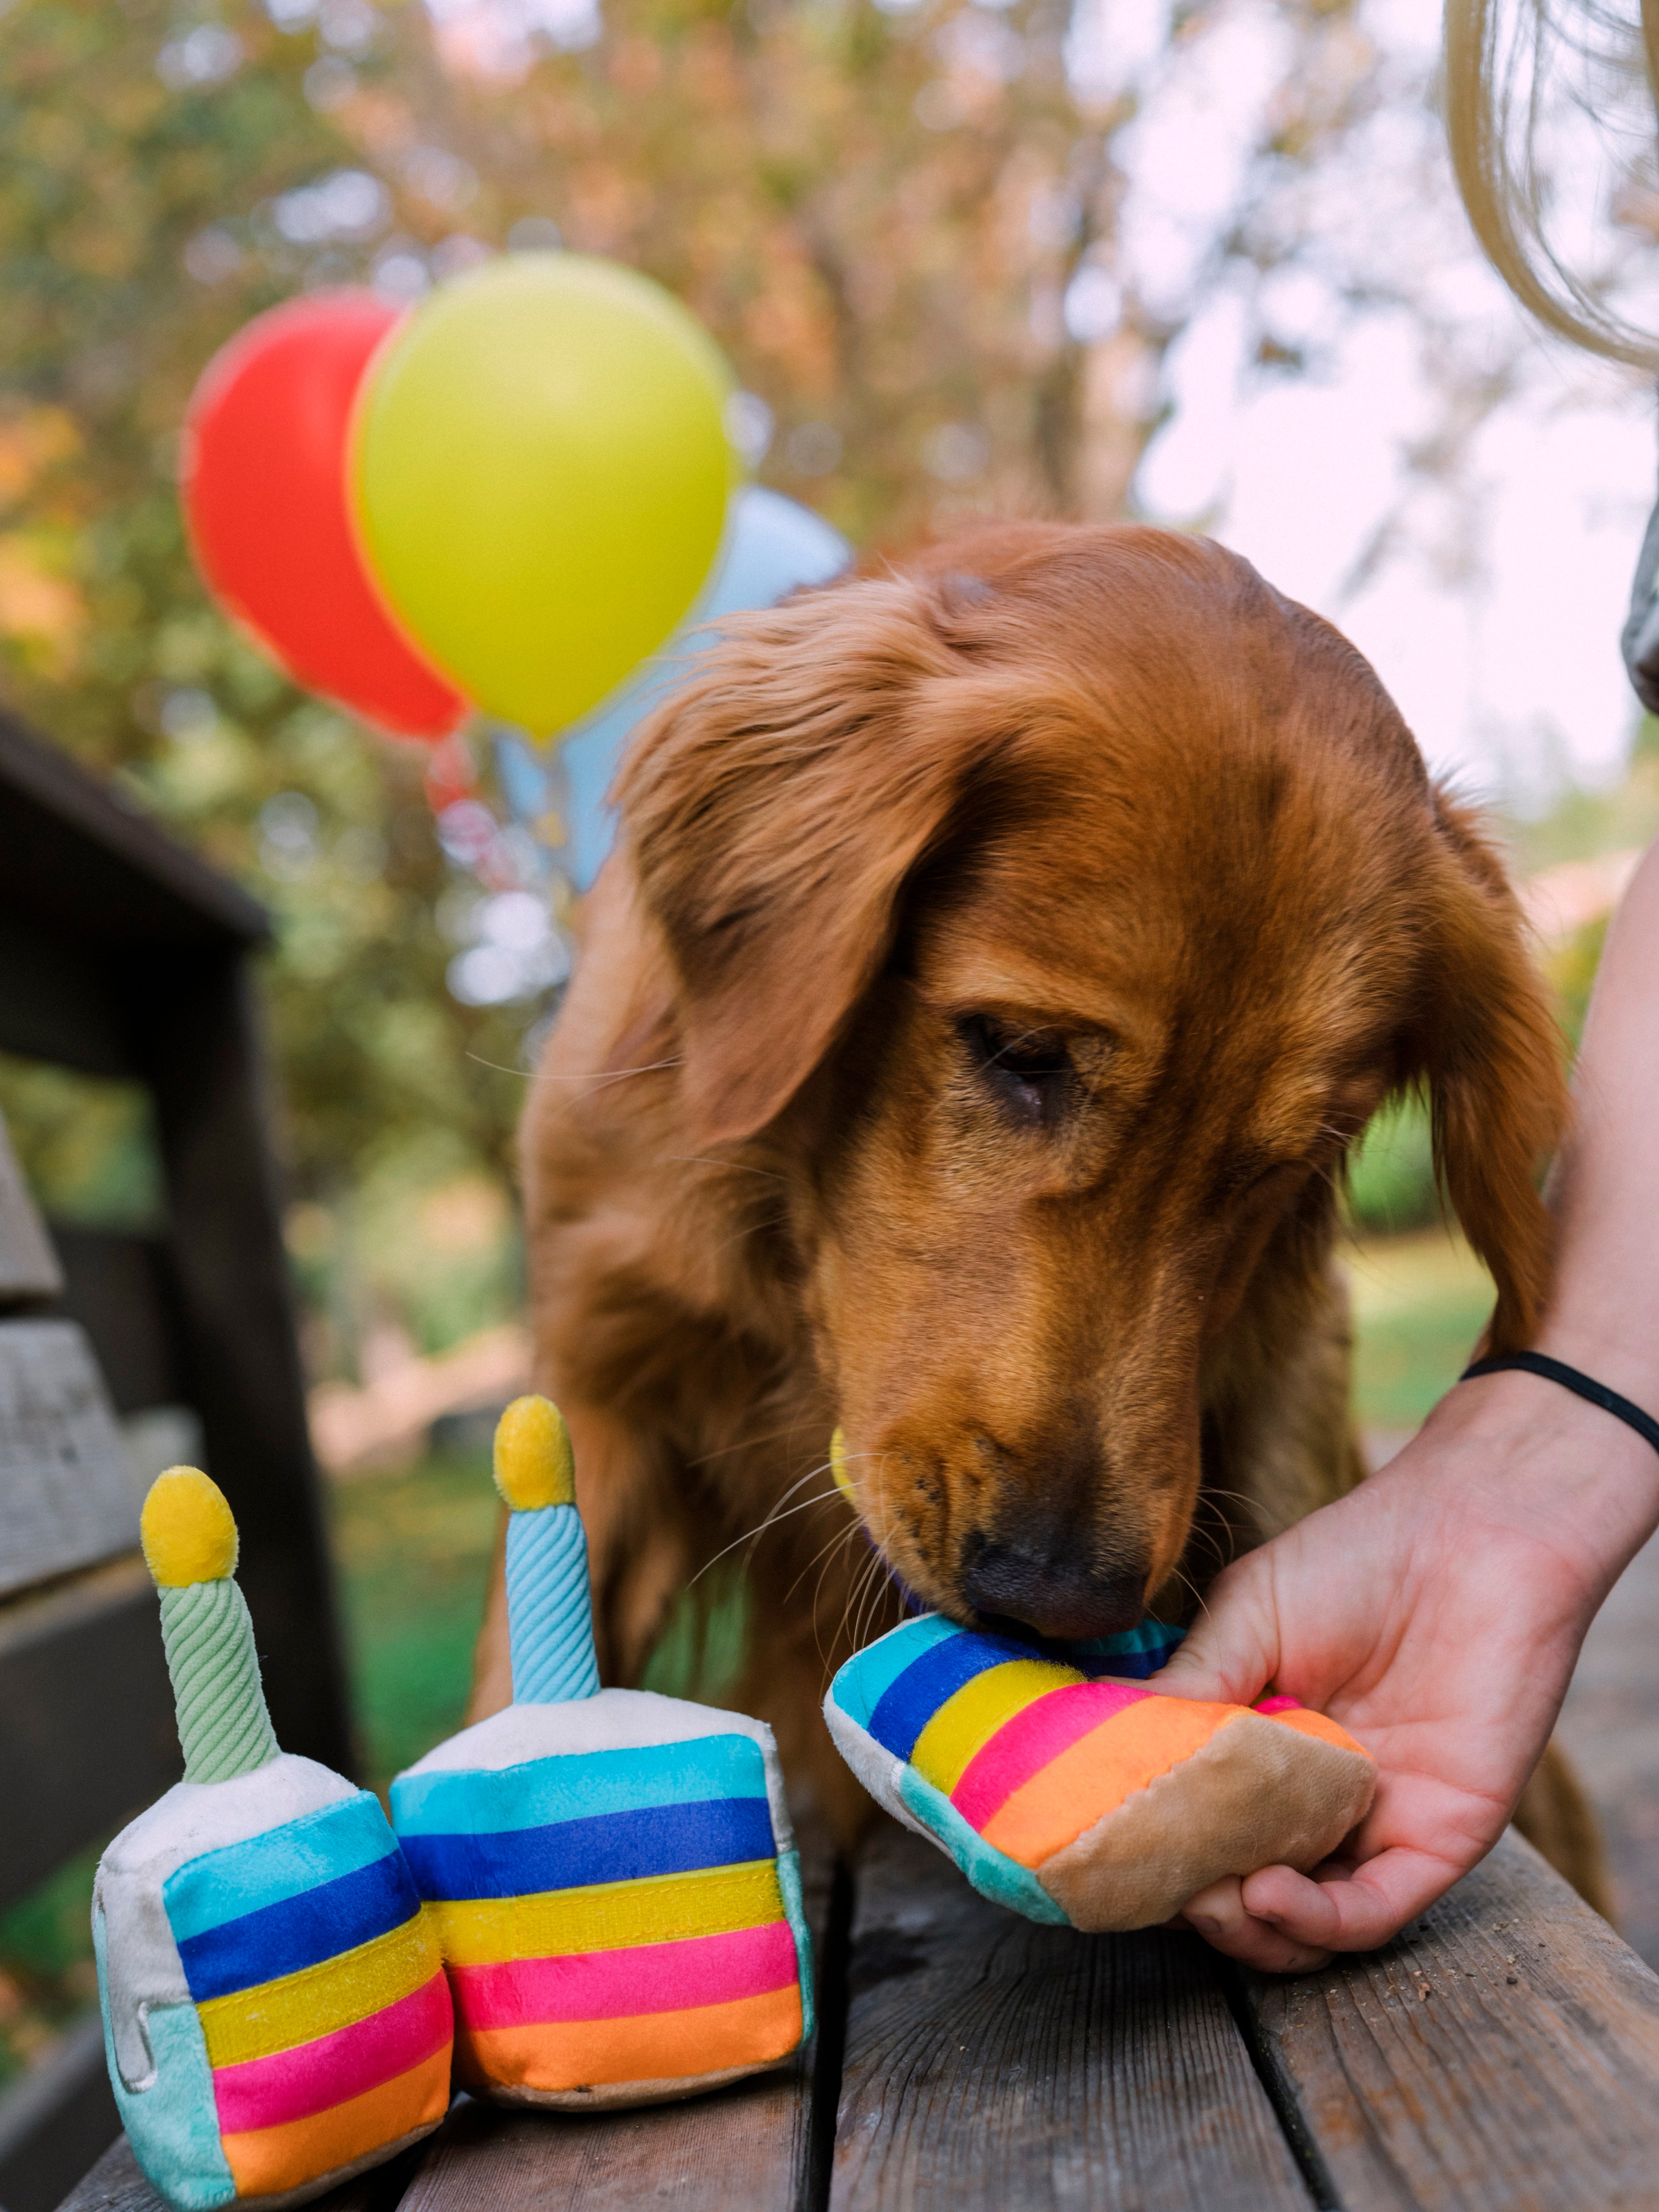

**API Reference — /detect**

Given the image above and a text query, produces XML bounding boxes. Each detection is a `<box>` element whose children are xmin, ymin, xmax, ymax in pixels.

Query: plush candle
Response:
<box><xmin>390</xmin><ymin>1396</ymin><xmax>812</xmax><ymax>2110</ymax></box>
<box><xmin>94</xmin><ymin>1469</ymin><xmax>453</xmax><ymax>2212</ymax></box>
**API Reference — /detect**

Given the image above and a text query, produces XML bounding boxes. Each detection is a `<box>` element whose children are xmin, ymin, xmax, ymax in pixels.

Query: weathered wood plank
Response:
<box><xmin>0</xmin><ymin>1319</ymin><xmax>138</xmax><ymax>1598</ymax></box>
<box><xmin>54</xmin><ymin>2124</ymin><xmax>427</xmax><ymax>2212</ymax></box>
<box><xmin>0</xmin><ymin>1555</ymin><xmax>179</xmax><ymax>1909</ymax></box>
<box><xmin>0</xmin><ymin>1114</ymin><xmax>62</xmax><ymax>1306</ymax></box>
<box><xmin>0</xmin><ymin>909</ymin><xmax>134</xmax><ymax>1082</ymax></box>
<box><xmin>399</xmin><ymin>2074</ymin><xmax>814</xmax><ymax>2212</ymax></box>
<box><xmin>395</xmin><ymin>1821</ymin><xmax>839</xmax><ymax>2212</ymax></box>
<box><xmin>46</xmin><ymin>1229</ymin><xmax>181</xmax><ymax>1419</ymax></box>
<box><xmin>1240</xmin><ymin>1826</ymin><xmax>1659</xmax><ymax>2212</ymax></box>
<box><xmin>829</xmin><ymin>1820</ymin><xmax>1310</xmax><ymax>2212</ymax></box>
<box><xmin>0</xmin><ymin>711</ymin><xmax>265</xmax><ymax>950</ymax></box>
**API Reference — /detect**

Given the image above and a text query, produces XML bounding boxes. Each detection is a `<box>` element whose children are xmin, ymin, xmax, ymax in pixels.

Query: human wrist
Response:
<box><xmin>1426</xmin><ymin>1361</ymin><xmax>1659</xmax><ymax>1598</ymax></box>
<box><xmin>1529</xmin><ymin>1298</ymin><xmax>1659</xmax><ymax>1436</ymax></box>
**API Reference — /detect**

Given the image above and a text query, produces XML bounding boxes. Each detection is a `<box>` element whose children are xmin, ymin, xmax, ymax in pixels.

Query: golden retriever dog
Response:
<box><xmin>473</xmin><ymin>521</ymin><xmax>1605</xmax><ymax>1907</ymax></box>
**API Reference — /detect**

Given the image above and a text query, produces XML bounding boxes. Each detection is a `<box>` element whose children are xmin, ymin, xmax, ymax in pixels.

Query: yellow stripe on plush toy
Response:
<box><xmin>911</xmin><ymin>1659</ymin><xmax>1080</xmax><ymax>1797</ymax></box>
<box><xmin>494</xmin><ymin>1394</ymin><xmax>575</xmax><ymax>1509</ymax></box>
<box><xmin>197</xmin><ymin>1916</ymin><xmax>439</xmax><ymax>2069</ymax></box>
<box><xmin>435</xmin><ymin>1860</ymin><xmax>784</xmax><ymax>1967</ymax></box>
<box><xmin>141</xmin><ymin>1466</ymin><xmax>238</xmax><ymax>1587</ymax></box>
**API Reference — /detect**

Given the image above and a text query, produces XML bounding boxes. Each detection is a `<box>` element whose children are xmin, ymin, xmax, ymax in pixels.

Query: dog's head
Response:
<box><xmin>615</xmin><ymin>524</ymin><xmax>1566</xmax><ymax>1640</ymax></box>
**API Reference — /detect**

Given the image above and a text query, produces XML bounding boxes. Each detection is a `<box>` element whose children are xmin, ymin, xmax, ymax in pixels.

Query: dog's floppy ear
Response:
<box><xmin>1410</xmin><ymin>788</ymin><xmax>1569</xmax><ymax>1352</ymax></box>
<box><xmin>613</xmin><ymin>573</ymin><xmax>973</xmax><ymax>1147</ymax></box>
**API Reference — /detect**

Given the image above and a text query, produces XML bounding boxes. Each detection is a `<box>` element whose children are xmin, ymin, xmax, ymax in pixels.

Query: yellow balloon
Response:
<box><xmin>351</xmin><ymin>254</ymin><xmax>737</xmax><ymax>736</ymax></box>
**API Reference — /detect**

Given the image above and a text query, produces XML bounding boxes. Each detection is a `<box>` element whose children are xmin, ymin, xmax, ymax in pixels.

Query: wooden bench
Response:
<box><xmin>54</xmin><ymin>1811</ymin><xmax>1659</xmax><ymax>2212</ymax></box>
<box><xmin>0</xmin><ymin>716</ymin><xmax>351</xmax><ymax>2212</ymax></box>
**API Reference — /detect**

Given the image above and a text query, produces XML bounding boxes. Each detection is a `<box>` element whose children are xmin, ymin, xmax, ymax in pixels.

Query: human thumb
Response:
<box><xmin>1150</xmin><ymin>1555</ymin><xmax>1280</xmax><ymax>1707</ymax></box>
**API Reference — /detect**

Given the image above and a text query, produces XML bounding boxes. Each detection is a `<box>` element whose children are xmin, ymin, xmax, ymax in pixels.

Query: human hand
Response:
<box><xmin>1157</xmin><ymin>1368</ymin><xmax>1659</xmax><ymax>1972</ymax></box>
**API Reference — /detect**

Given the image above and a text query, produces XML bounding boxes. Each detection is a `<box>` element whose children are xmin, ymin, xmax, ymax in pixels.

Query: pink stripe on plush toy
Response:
<box><xmin>951</xmin><ymin>1679</ymin><xmax>1151</xmax><ymax>1832</ymax></box>
<box><xmin>452</xmin><ymin>1921</ymin><xmax>799</xmax><ymax>2029</ymax></box>
<box><xmin>211</xmin><ymin>1974</ymin><xmax>453</xmax><ymax>2135</ymax></box>
<box><xmin>1253</xmin><ymin>1695</ymin><xmax>1301</xmax><ymax>1715</ymax></box>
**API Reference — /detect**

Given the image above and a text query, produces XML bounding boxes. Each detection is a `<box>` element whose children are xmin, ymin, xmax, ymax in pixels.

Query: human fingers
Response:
<box><xmin>1177</xmin><ymin>1875</ymin><xmax>1332</xmax><ymax>1973</ymax></box>
<box><xmin>1237</xmin><ymin>1843</ymin><xmax>1471</xmax><ymax>1952</ymax></box>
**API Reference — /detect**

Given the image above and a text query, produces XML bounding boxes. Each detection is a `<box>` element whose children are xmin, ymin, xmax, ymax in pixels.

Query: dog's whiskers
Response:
<box><xmin>463</xmin><ymin>1052</ymin><xmax>535</xmax><ymax>1079</ymax></box>
<box><xmin>790</xmin><ymin>1513</ymin><xmax>869</xmax><ymax>1610</ymax></box>
<box><xmin>534</xmin><ymin>1056</ymin><xmax>688</xmax><ymax>1133</ymax></box>
<box><xmin>534</xmin><ymin>1057</ymin><xmax>685</xmax><ymax>1084</ymax></box>
<box><xmin>808</xmin><ymin>1522</ymin><xmax>865</xmax><ymax>1671</ymax></box>
<box><xmin>710</xmin><ymin>1210</ymin><xmax>788</xmax><ymax>1260</ymax></box>
<box><xmin>688</xmin><ymin>1422</ymin><xmax>816</xmax><ymax>1467</ymax></box>
<box><xmin>664</xmin><ymin>1155</ymin><xmax>787</xmax><ymax>1181</ymax></box>
<box><xmin>687</xmin><ymin>1472</ymin><xmax>857</xmax><ymax>1589</ymax></box>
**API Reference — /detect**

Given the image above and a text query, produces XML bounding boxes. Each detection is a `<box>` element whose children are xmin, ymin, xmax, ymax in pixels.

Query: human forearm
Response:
<box><xmin>1535</xmin><ymin>835</ymin><xmax>1659</xmax><ymax>1413</ymax></box>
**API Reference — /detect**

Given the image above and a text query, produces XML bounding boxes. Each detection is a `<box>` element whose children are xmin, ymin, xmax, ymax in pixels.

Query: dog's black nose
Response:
<box><xmin>960</xmin><ymin>1537</ymin><xmax>1148</xmax><ymax>1643</ymax></box>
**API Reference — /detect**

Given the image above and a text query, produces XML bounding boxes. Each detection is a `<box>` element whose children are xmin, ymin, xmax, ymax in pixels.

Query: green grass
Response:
<box><xmin>326</xmin><ymin>1445</ymin><xmax>503</xmax><ymax>1791</ymax></box>
<box><xmin>1346</xmin><ymin>1230</ymin><xmax>1496</xmax><ymax>1434</ymax></box>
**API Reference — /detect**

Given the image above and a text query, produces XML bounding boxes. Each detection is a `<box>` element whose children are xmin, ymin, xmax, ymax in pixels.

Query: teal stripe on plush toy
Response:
<box><xmin>495</xmin><ymin>1395</ymin><xmax>601</xmax><ymax>1704</ymax></box>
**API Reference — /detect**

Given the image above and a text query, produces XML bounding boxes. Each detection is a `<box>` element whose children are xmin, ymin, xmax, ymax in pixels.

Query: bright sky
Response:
<box><xmin>424</xmin><ymin>0</ymin><xmax>1658</xmax><ymax>814</ymax></box>
<box><xmin>1110</xmin><ymin>0</ymin><xmax>1658</xmax><ymax>811</ymax></box>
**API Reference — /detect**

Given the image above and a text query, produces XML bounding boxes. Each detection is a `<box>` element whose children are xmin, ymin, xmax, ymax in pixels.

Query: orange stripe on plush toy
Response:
<box><xmin>219</xmin><ymin>2045</ymin><xmax>451</xmax><ymax>2197</ymax></box>
<box><xmin>982</xmin><ymin>1697</ymin><xmax>1243</xmax><ymax>1867</ymax></box>
<box><xmin>457</xmin><ymin>1983</ymin><xmax>804</xmax><ymax>2093</ymax></box>
<box><xmin>909</xmin><ymin>1659</ymin><xmax>1081</xmax><ymax>1798</ymax></box>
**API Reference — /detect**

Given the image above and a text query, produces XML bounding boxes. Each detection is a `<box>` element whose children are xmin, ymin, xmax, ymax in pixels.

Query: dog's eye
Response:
<box><xmin>957</xmin><ymin>1014</ymin><xmax>1073</xmax><ymax>1125</ymax></box>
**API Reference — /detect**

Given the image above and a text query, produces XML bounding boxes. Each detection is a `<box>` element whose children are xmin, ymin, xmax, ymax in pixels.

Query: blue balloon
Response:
<box><xmin>496</xmin><ymin>486</ymin><xmax>852</xmax><ymax>890</ymax></box>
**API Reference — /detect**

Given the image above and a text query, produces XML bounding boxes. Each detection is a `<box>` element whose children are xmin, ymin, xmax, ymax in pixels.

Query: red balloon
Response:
<box><xmin>181</xmin><ymin>292</ymin><xmax>466</xmax><ymax>740</ymax></box>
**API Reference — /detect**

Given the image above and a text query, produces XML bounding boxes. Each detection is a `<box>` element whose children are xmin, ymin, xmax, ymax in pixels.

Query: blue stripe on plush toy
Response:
<box><xmin>831</xmin><ymin>1615</ymin><xmax>959</xmax><ymax>1726</ymax></box>
<box><xmin>163</xmin><ymin>1792</ymin><xmax>402</xmax><ymax>1942</ymax></box>
<box><xmin>868</xmin><ymin>1630</ymin><xmax>1036</xmax><ymax>1762</ymax></box>
<box><xmin>175</xmin><ymin>1849</ymin><xmax>420</xmax><ymax>2000</ymax></box>
<box><xmin>392</xmin><ymin>1733</ymin><xmax>768</xmax><ymax>1837</ymax></box>
<box><xmin>399</xmin><ymin>1795</ymin><xmax>776</xmax><ymax>1901</ymax></box>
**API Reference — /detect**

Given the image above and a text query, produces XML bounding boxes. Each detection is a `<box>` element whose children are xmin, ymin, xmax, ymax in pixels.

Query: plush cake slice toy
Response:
<box><xmin>94</xmin><ymin>1469</ymin><xmax>453</xmax><ymax>2212</ymax></box>
<box><xmin>824</xmin><ymin>1454</ymin><xmax>1376</xmax><ymax>1931</ymax></box>
<box><xmin>389</xmin><ymin>1395</ymin><xmax>812</xmax><ymax>2110</ymax></box>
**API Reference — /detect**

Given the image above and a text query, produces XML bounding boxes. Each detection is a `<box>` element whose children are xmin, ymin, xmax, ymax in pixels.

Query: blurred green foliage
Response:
<box><xmin>1350</xmin><ymin>1267</ymin><xmax>1498</xmax><ymax>1430</ymax></box>
<box><xmin>0</xmin><ymin>1843</ymin><xmax>102</xmax><ymax>2092</ymax></box>
<box><xmin>328</xmin><ymin>1443</ymin><xmax>502</xmax><ymax>1787</ymax></box>
<box><xmin>0</xmin><ymin>1054</ymin><xmax>165</xmax><ymax>1229</ymax></box>
<box><xmin>0</xmin><ymin>0</ymin><xmax>536</xmax><ymax>1376</ymax></box>
<box><xmin>1346</xmin><ymin>1094</ymin><xmax>1439</xmax><ymax>1237</ymax></box>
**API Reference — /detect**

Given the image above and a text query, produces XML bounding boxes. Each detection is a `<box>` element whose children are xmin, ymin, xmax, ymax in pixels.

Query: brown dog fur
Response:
<box><xmin>474</xmin><ymin>522</ymin><xmax>1605</xmax><ymax>1910</ymax></box>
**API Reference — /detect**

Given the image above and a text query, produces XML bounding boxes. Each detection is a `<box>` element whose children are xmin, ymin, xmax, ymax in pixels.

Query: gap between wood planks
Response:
<box><xmin>1218</xmin><ymin>1960</ymin><xmax>1341</xmax><ymax>2212</ymax></box>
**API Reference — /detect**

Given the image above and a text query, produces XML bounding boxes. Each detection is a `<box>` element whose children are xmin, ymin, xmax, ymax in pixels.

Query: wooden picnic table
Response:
<box><xmin>58</xmin><ymin>1813</ymin><xmax>1659</xmax><ymax>2212</ymax></box>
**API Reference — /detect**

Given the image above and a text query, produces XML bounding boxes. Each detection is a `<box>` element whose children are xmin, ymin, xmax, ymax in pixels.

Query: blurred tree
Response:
<box><xmin>0</xmin><ymin>0</ymin><xmax>534</xmax><ymax>1374</ymax></box>
<box><xmin>0</xmin><ymin>0</ymin><xmax>1406</xmax><ymax>1367</ymax></box>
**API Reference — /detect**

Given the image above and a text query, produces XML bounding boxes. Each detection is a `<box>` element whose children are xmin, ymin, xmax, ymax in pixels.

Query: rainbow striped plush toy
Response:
<box><xmin>389</xmin><ymin>1397</ymin><xmax>812</xmax><ymax>2110</ymax></box>
<box><xmin>825</xmin><ymin>1612</ymin><xmax>1377</xmax><ymax>1932</ymax></box>
<box><xmin>94</xmin><ymin>1471</ymin><xmax>453</xmax><ymax>2211</ymax></box>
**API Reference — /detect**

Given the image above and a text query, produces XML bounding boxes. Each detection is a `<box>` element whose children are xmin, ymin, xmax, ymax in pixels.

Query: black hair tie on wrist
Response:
<box><xmin>1460</xmin><ymin>1351</ymin><xmax>1659</xmax><ymax>1460</ymax></box>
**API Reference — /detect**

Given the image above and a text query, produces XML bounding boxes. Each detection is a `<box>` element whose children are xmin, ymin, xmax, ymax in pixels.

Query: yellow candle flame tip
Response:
<box><xmin>494</xmin><ymin>1394</ymin><xmax>575</xmax><ymax>1510</ymax></box>
<box><xmin>141</xmin><ymin>1467</ymin><xmax>239</xmax><ymax>1589</ymax></box>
